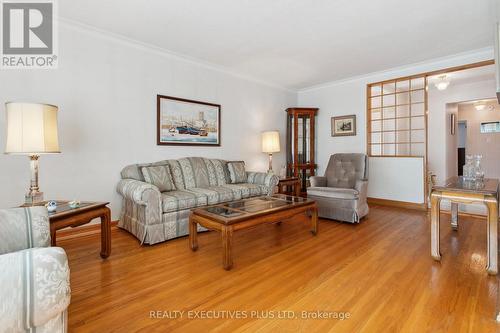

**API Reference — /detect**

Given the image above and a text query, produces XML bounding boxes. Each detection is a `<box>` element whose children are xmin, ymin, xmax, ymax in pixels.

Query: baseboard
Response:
<box><xmin>367</xmin><ymin>198</ymin><xmax>499</xmax><ymax>220</ymax></box>
<box><xmin>56</xmin><ymin>220</ymin><xmax>119</xmax><ymax>241</ymax></box>
<box><xmin>367</xmin><ymin>197</ymin><xmax>427</xmax><ymax>211</ymax></box>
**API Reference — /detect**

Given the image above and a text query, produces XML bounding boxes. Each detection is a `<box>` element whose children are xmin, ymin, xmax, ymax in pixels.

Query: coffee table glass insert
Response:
<box><xmin>203</xmin><ymin>195</ymin><xmax>310</xmax><ymax>217</ymax></box>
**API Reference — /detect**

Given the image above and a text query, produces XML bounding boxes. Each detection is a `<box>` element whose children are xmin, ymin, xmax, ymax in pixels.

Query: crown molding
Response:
<box><xmin>57</xmin><ymin>18</ymin><xmax>296</xmax><ymax>94</ymax></box>
<box><xmin>298</xmin><ymin>47</ymin><xmax>495</xmax><ymax>93</ymax></box>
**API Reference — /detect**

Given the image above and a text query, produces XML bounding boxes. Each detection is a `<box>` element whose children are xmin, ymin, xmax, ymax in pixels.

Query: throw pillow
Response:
<box><xmin>227</xmin><ymin>161</ymin><xmax>247</xmax><ymax>184</ymax></box>
<box><xmin>141</xmin><ymin>165</ymin><xmax>176</xmax><ymax>192</ymax></box>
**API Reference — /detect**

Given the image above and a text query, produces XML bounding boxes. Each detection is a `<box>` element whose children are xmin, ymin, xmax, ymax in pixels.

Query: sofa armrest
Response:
<box><xmin>310</xmin><ymin>176</ymin><xmax>327</xmax><ymax>187</ymax></box>
<box><xmin>0</xmin><ymin>207</ymin><xmax>51</xmax><ymax>255</ymax></box>
<box><xmin>246</xmin><ymin>171</ymin><xmax>279</xmax><ymax>194</ymax></box>
<box><xmin>355</xmin><ymin>180</ymin><xmax>369</xmax><ymax>202</ymax></box>
<box><xmin>117</xmin><ymin>179</ymin><xmax>163</xmax><ymax>230</ymax></box>
<box><xmin>0</xmin><ymin>247</ymin><xmax>70</xmax><ymax>331</ymax></box>
<box><xmin>117</xmin><ymin>179</ymin><xmax>162</xmax><ymax>206</ymax></box>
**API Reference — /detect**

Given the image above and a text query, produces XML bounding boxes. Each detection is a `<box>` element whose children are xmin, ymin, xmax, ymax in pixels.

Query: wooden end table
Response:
<box><xmin>277</xmin><ymin>176</ymin><xmax>301</xmax><ymax>197</ymax></box>
<box><xmin>23</xmin><ymin>201</ymin><xmax>112</xmax><ymax>258</ymax></box>
<box><xmin>189</xmin><ymin>194</ymin><xmax>318</xmax><ymax>270</ymax></box>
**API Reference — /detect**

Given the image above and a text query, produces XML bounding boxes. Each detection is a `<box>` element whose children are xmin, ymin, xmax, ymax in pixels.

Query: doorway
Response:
<box><xmin>457</xmin><ymin>120</ymin><xmax>466</xmax><ymax>176</ymax></box>
<box><xmin>455</xmin><ymin>99</ymin><xmax>500</xmax><ymax>180</ymax></box>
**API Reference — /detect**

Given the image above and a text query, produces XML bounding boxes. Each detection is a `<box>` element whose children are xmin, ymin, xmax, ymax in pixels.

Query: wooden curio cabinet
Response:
<box><xmin>285</xmin><ymin>107</ymin><xmax>318</xmax><ymax>194</ymax></box>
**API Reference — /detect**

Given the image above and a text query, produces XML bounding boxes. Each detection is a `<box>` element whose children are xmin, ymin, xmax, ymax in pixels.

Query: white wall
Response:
<box><xmin>0</xmin><ymin>23</ymin><xmax>296</xmax><ymax>219</ymax></box>
<box><xmin>298</xmin><ymin>48</ymin><xmax>493</xmax><ymax>204</ymax></box>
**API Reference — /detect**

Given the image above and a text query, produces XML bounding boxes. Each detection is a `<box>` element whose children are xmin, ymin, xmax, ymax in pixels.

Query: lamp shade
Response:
<box><xmin>5</xmin><ymin>102</ymin><xmax>60</xmax><ymax>154</ymax></box>
<box><xmin>261</xmin><ymin>130</ymin><xmax>280</xmax><ymax>153</ymax></box>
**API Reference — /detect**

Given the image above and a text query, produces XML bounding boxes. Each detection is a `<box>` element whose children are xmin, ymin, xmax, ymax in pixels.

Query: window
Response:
<box><xmin>480</xmin><ymin>121</ymin><xmax>500</xmax><ymax>133</ymax></box>
<box><xmin>367</xmin><ymin>76</ymin><xmax>427</xmax><ymax>157</ymax></box>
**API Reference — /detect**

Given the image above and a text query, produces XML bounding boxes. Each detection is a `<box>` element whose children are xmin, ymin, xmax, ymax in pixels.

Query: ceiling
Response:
<box><xmin>60</xmin><ymin>0</ymin><xmax>497</xmax><ymax>90</ymax></box>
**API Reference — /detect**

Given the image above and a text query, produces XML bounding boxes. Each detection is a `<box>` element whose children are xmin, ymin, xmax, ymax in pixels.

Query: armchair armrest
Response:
<box><xmin>0</xmin><ymin>247</ymin><xmax>70</xmax><ymax>331</ymax></box>
<box><xmin>246</xmin><ymin>171</ymin><xmax>279</xmax><ymax>194</ymax></box>
<box><xmin>0</xmin><ymin>207</ymin><xmax>51</xmax><ymax>255</ymax></box>
<box><xmin>355</xmin><ymin>180</ymin><xmax>369</xmax><ymax>202</ymax></box>
<box><xmin>310</xmin><ymin>176</ymin><xmax>327</xmax><ymax>187</ymax></box>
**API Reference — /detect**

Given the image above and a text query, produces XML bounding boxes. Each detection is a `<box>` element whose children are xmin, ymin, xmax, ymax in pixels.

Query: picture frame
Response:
<box><xmin>331</xmin><ymin>115</ymin><xmax>356</xmax><ymax>137</ymax></box>
<box><xmin>157</xmin><ymin>95</ymin><xmax>221</xmax><ymax>146</ymax></box>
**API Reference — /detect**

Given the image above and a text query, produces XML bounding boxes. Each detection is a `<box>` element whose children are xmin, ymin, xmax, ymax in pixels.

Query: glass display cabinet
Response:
<box><xmin>285</xmin><ymin>107</ymin><xmax>318</xmax><ymax>194</ymax></box>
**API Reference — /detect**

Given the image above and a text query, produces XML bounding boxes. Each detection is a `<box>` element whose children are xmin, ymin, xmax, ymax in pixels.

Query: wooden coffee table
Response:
<box><xmin>189</xmin><ymin>194</ymin><xmax>318</xmax><ymax>270</ymax></box>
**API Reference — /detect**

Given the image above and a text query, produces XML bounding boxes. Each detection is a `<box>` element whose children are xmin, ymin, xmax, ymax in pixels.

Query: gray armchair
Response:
<box><xmin>307</xmin><ymin>153</ymin><xmax>369</xmax><ymax>223</ymax></box>
<box><xmin>0</xmin><ymin>207</ymin><xmax>71</xmax><ymax>333</ymax></box>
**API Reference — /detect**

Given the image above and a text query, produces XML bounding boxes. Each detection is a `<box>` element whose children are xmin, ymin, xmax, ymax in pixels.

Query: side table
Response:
<box><xmin>22</xmin><ymin>201</ymin><xmax>111</xmax><ymax>258</ymax></box>
<box><xmin>277</xmin><ymin>176</ymin><xmax>301</xmax><ymax>197</ymax></box>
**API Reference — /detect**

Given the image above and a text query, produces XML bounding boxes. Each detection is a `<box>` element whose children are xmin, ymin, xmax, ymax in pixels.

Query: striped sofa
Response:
<box><xmin>117</xmin><ymin>157</ymin><xmax>279</xmax><ymax>245</ymax></box>
<box><xmin>0</xmin><ymin>207</ymin><xmax>71</xmax><ymax>333</ymax></box>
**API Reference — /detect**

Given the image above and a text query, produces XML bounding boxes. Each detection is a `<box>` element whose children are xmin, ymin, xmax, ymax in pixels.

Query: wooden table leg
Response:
<box><xmin>486</xmin><ymin>197</ymin><xmax>498</xmax><ymax>275</ymax></box>
<box><xmin>295</xmin><ymin>182</ymin><xmax>301</xmax><ymax>197</ymax></box>
<box><xmin>450</xmin><ymin>202</ymin><xmax>459</xmax><ymax>230</ymax></box>
<box><xmin>50</xmin><ymin>225</ymin><xmax>57</xmax><ymax>246</ymax></box>
<box><xmin>430</xmin><ymin>192</ymin><xmax>442</xmax><ymax>261</ymax></box>
<box><xmin>100</xmin><ymin>207</ymin><xmax>111</xmax><ymax>259</ymax></box>
<box><xmin>189</xmin><ymin>214</ymin><xmax>198</xmax><ymax>251</ymax></box>
<box><xmin>221</xmin><ymin>226</ymin><xmax>233</xmax><ymax>270</ymax></box>
<box><xmin>310</xmin><ymin>206</ymin><xmax>318</xmax><ymax>236</ymax></box>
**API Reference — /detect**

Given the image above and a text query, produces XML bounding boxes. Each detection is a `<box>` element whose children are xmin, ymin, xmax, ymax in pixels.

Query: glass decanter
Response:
<box><xmin>473</xmin><ymin>154</ymin><xmax>484</xmax><ymax>182</ymax></box>
<box><xmin>462</xmin><ymin>155</ymin><xmax>475</xmax><ymax>181</ymax></box>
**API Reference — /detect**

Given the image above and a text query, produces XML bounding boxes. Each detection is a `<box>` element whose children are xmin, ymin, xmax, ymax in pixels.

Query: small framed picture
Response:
<box><xmin>331</xmin><ymin>115</ymin><xmax>356</xmax><ymax>137</ymax></box>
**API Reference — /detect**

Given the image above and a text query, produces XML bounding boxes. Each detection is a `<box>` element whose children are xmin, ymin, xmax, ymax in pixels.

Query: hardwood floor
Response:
<box><xmin>60</xmin><ymin>205</ymin><xmax>500</xmax><ymax>332</ymax></box>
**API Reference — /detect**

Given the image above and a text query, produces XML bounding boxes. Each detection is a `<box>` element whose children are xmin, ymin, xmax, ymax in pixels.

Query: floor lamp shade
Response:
<box><xmin>5</xmin><ymin>102</ymin><xmax>60</xmax><ymax>154</ymax></box>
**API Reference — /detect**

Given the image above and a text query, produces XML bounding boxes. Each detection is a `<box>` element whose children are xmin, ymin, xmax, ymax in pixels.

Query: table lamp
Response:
<box><xmin>4</xmin><ymin>102</ymin><xmax>60</xmax><ymax>204</ymax></box>
<box><xmin>261</xmin><ymin>130</ymin><xmax>280</xmax><ymax>173</ymax></box>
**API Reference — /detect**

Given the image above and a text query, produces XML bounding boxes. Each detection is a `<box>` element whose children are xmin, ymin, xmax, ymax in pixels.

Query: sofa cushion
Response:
<box><xmin>165</xmin><ymin>160</ymin><xmax>186</xmax><ymax>190</ymax></box>
<box><xmin>206</xmin><ymin>186</ymin><xmax>236</xmax><ymax>203</ymax></box>
<box><xmin>121</xmin><ymin>158</ymin><xmax>230</xmax><ymax>189</ymax></box>
<box><xmin>227</xmin><ymin>161</ymin><xmax>247</xmax><ymax>183</ymax></box>
<box><xmin>141</xmin><ymin>165</ymin><xmax>176</xmax><ymax>192</ymax></box>
<box><xmin>222</xmin><ymin>183</ymin><xmax>264</xmax><ymax>198</ymax></box>
<box><xmin>161</xmin><ymin>190</ymin><xmax>207</xmax><ymax>213</ymax></box>
<box><xmin>186</xmin><ymin>187</ymin><xmax>235</xmax><ymax>205</ymax></box>
<box><xmin>307</xmin><ymin>187</ymin><xmax>359</xmax><ymax>200</ymax></box>
<box><xmin>205</xmin><ymin>159</ymin><xmax>229</xmax><ymax>186</ymax></box>
<box><xmin>161</xmin><ymin>186</ymin><xmax>243</xmax><ymax>213</ymax></box>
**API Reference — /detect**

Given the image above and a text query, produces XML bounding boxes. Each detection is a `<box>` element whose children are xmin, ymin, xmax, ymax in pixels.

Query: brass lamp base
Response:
<box><xmin>25</xmin><ymin>155</ymin><xmax>43</xmax><ymax>205</ymax></box>
<box><xmin>25</xmin><ymin>191</ymin><xmax>44</xmax><ymax>205</ymax></box>
<box><xmin>267</xmin><ymin>153</ymin><xmax>273</xmax><ymax>174</ymax></box>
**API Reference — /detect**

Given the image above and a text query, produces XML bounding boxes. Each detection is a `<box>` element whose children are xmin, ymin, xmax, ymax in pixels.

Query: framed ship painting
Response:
<box><xmin>331</xmin><ymin>115</ymin><xmax>356</xmax><ymax>137</ymax></box>
<box><xmin>157</xmin><ymin>95</ymin><xmax>221</xmax><ymax>146</ymax></box>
